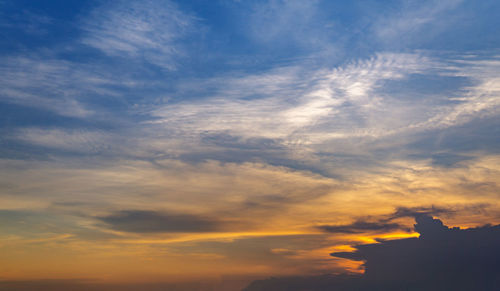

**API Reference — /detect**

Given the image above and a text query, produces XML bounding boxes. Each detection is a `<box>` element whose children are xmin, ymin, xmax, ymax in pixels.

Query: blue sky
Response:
<box><xmin>1</xmin><ymin>0</ymin><xmax>500</xmax><ymax>285</ymax></box>
<box><xmin>1</xmin><ymin>0</ymin><xmax>499</xmax><ymax>164</ymax></box>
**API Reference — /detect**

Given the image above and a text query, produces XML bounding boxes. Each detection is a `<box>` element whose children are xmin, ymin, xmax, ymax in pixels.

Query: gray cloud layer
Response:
<box><xmin>97</xmin><ymin>210</ymin><xmax>221</xmax><ymax>233</ymax></box>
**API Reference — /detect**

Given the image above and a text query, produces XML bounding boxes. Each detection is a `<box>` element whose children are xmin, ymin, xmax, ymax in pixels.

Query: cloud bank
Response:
<box><xmin>245</xmin><ymin>215</ymin><xmax>500</xmax><ymax>290</ymax></box>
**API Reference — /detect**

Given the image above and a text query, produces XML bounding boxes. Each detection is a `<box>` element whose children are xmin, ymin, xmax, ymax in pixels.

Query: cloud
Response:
<box><xmin>316</xmin><ymin>206</ymin><xmax>453</xmax><ymax>234</ymax></box>
<box><xmin>432</xmin><ymin>57</ymin><xmax>500</xmax><ymax>128</ymax></box>
<box><xmin>148</xmin><ymin>53</ymin><xmax>500</xmax><ymax>161</ymax></box>
<box><xmin>0</xmin><ymin>57</ymin><xmax>94</xmax><ymax>117</ymax></box>
<box><xmin>1</xmin><ymin>1</ymin><xmax>499</xmax><ymax>286</ymax></box>
<box><xmin>81</xmin><ymin>0</ymin><xmax>194</xmax><ymax>70</ymax></box>
<box><xmin>246</xmin><ymin>215</ymin><xmax>500</xmax><ymax>290</ymax></box>
<box><xmin>3</xmin><ymin>48</ymin><xmax>498</xmax><ymax>182</ymax></box>
<box><xmin>14</xmin><ymin>128</ymin><xmax>112</xmax><ymax>154</ymax></box>
<box><xmin>0</xmin><ymin>54</ymin><xmax>143</xmax><ymax>119</ymax></box>
<box><xmin>389</xmin><ymin>206</ymin><xmax>453</xmax><ymax>220</ymax></box>
<box><xmin>371</xmin><ymin>0</ymin><xmax>464</xmax><ymax>47</ymax></box>
<box><xmin>0</xmin><ymin>157</ymin><xmax>337</xmax><ymax>219</ymax></box>
<box><xmin>0</xmin><ymin>7</ymin><xmax>52</xmax><ymax>36</ymax></box>
<box><xmin>317</xmin><ymin>221</ymin><xmax>404</xmax><ymax>234</ymax></box>
<box><xmin>149</xmin><ymin>53</ymin><xmax>429</xmax><ymax>142</ymax></box>
<box><xmin>331</xmin><ymin>215</ymin><xmax>500</xmax><ymax>289</ymax></box>
<box><xmin>97</xmin><ymin>210</ymin><xmax>221</xmax><ymax>233</ymax></box>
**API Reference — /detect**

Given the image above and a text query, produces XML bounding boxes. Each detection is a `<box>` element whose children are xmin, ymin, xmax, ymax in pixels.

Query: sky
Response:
<box><xmin>0</xmin><ymin>0</ymin><xmax>500</xmax><ymax>289</ymax></box>
<box><xmin>246</xmin><ymin>215</ymin><xmax>500</xmax><ymax>290</ymax></box>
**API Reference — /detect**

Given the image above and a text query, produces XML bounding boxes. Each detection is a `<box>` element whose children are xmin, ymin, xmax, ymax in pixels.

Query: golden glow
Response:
<box><xmin>110</xmin><ymin>231</ymin><xmax>320</xmax><ymax>245</ymax></box>
<box><xmin>1</xmin><ymin>155</ymin><xmax>500</xmax><ymax>282</ymax></box>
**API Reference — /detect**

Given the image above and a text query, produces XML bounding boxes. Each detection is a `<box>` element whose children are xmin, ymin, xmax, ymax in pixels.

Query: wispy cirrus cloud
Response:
<box><xmin>5</xmin><ymin>51</ymin><xmax>499</xmax><ymax>182</ymax></box>
<box><xmin>428</xmin><ymin>57</ymin><xmax>500</xmax><ymax>128</ymax></box>
<box><xmin>0</xmin><ymin>57</ymin><xmax>95</xmax><ymax>117</ymax></box>
<box><xmin>371</xmin><ymin>0</ymin><xmax>464</xmax><ymax>46</ymax></box>
<box><xmin>0</xmin><ymin>1</ymin><xmax>197</xmax><ymax>121</ymax></box>
<box><xmin>149</xmin><ymin>53</ymin><xmax>430</xmax><ymax>142</ymax></box>
<box><xmin>14</xmin><ymin>128</ymin><xmax>113</xmax><ymax>154</ymax></box>
<box><xmin>81</xmin><ymin>0</ymin><xmax>195</xmax><ymax>70</ymax></box>
<box><xmin>147</xmin><ymin>52</ymin><xmax>499</xmax><ymax>158</ymax></box>
<box><xmin>0</xmin><ymin>55</ymin><xmax>143</xmax><ymax>119</ymax></box>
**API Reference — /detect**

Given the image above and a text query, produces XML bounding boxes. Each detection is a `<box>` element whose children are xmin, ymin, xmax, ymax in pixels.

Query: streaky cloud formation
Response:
<box><xmin>317</xmin><ymin>221</ymin><xmax>404</xmax><ymax>234</ymax></box>
<box><xmin>149</xmin><ymin>53</ymin><xmax>431</xmax><ymax>141</ymax></box>
<box><xmin>81</xmin><ymin>0</ymin><xmax>194</xmax><ymax>70</ymax></box>
<box><xmin>97</xmin><ymin>210</ymin><xmax>221</xmax><ymax>233</ymax></box>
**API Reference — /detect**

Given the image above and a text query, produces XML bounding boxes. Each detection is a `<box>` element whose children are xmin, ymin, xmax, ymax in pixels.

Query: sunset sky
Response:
<box><xmin>1</xmin><ymin>0</ymin><xmax>500</xmax><ymax>289</ymax></box>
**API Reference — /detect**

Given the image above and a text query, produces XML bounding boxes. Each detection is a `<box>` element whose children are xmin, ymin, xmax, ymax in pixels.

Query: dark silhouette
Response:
<box><xmin>244</xmin><ymin>215</ymin><xmax>500</xmax><ymax>290</ymax></box>
<box><xmin>0</xmin><ymin>279</ymin><xmax>249</xmax><ymax>291</ymax></box>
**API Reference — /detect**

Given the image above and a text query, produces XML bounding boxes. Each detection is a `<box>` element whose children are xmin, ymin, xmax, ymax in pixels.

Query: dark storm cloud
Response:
<box><xmin>97</xmin><ymin>210</ymin><xmax>221</xmax><ymax>233</ymax></box>
<box><xmin>246</xmin><ymin>215</ymin><xmax>500</xmax><ymax>290</ymax></box>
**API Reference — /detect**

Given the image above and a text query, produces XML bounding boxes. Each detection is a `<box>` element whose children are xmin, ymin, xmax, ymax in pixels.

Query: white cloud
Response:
<box><xmin>409</xmin><ymin>57</ymin><xmax>500</xmax><ymax>130</ymax></box>
<box><xmin>148</xmin><ymin>53</ymin><xmax>430</xmax><ymax>143</ymax></box>
<box><xmin>144</xmin><ymin>52</ymin><xmax>500</xmax><ymax>169</ymax></box>
<box><xmin>0</xmin><ymin>53</ymin><xmax>161</xmax><ymax>118</ymax></box>
<box><xmin>372</xmin><ymin>0</ymin><xmax>464</xmax><ymax>45</ymax></box>
<box><xmin>9</xmin><ymin>50</ymin><xmax>497</xmax><ymax>174</ymax></box>
<box><xmin>0</xmin><ymin>57</ymin><xmax>97</xmax><ymax>117</ymax></box>
<box><xmin>81</xmin><ymin>0</ymin><xmax>194</xmax><ymax>70</ymax></box>
<box><xmin>15</xmin><ymin>128</ymin><xmax>112</xmax><ymax>153</ymax></box>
